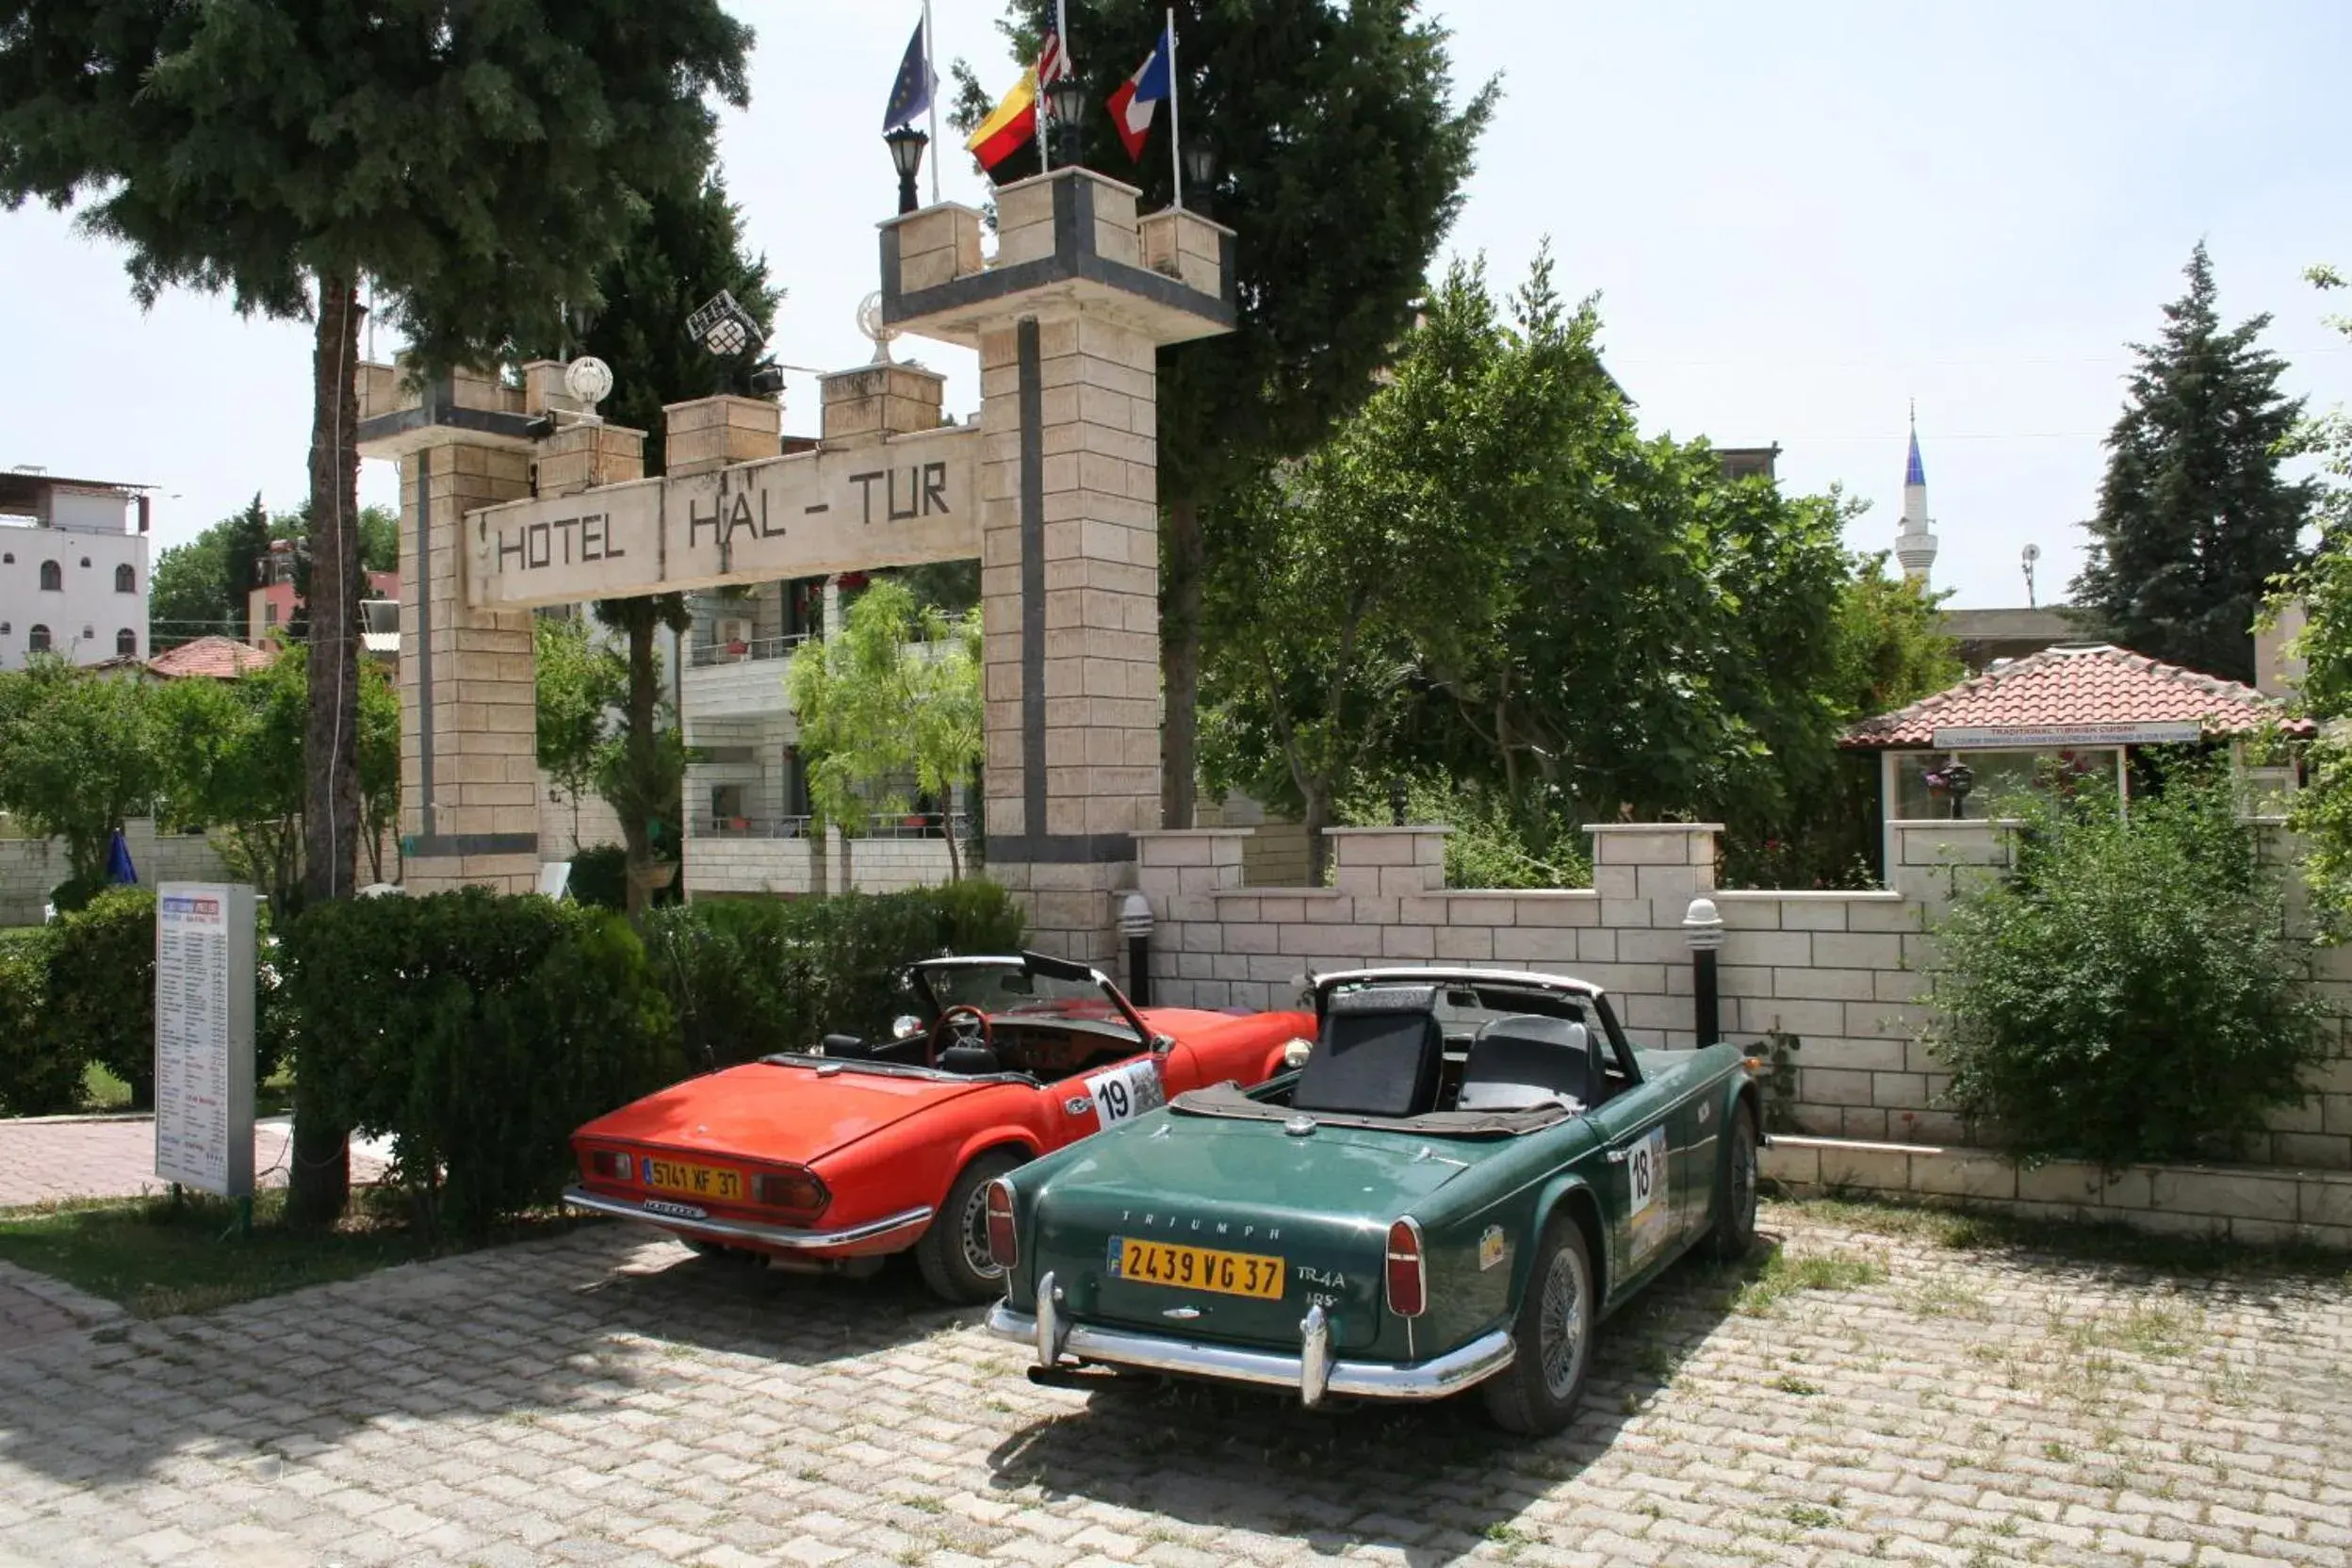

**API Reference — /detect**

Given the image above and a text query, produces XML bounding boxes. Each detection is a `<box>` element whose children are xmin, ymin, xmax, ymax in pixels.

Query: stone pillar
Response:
<box><xmin>820</xmin><ymin>362</ymin><xmax>947</xmax><ymax>441</ymax></box>
<box><xmin>882</xmin><ymin>168</ymin><xmax>1235</xmax><ymax>965</ymax></box>
<box><xmin>663</xmin><ymin>395</ymin><xmax>780</xmax><ymax>477</ymax></box>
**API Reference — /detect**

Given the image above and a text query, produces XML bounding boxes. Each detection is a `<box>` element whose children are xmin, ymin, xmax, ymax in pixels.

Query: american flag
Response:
<box><xmin>1037</xmin><ymin>28</ymin><xmax>1072</xmax><ymax>86</ymax></box>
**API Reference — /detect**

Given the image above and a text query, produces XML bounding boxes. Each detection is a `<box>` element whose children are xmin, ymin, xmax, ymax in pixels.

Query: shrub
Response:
<box><xmin>1922</xmin><ymin>760</ymin><xmax>2333</xmax><ymax>1168</ymax></box>
<box><xmin>44</xmin><ymin>888</ymin><xmax>157</xmax><ymax>1106</ymax></box>
<box><xmin>46</xmin><ymin>876</ymin><xmax>106</xmax><ymax>916</ymax></box>
<box><xmin>566</xmin><ymin>843</ymin><xmax>629</xmax><ymax>910</ymax></box>
<box><xmin>643</xmin><ymin>881</ymin><xmax>1028</xmax><ymax>1070</ymax></box>
<box><xmin>0</xmin><ymin>931</ymin><xmax>83</xmax><ymax>1117</ymax></box>
<box><xmin>282</xmin><ymin>890</ymin><xmax>680</xmax><ymax>1233</ymax></box>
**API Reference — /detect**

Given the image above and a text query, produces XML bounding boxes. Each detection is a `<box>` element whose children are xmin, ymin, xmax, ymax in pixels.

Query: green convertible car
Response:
<box><xmin>982</xmin><ymin>966</ymin><xmax>1762</xmax><ymax>1434</ymax></box>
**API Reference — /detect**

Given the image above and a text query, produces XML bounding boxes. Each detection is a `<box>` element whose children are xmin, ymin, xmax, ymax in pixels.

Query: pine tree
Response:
<box><xmin>2071</xmin><ymin>243</ymin><xmax>2317</xmax><ymax>683</ymax></box>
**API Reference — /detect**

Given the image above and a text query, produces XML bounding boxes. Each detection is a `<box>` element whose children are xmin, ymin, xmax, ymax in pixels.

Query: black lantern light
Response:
<box><xmin>1387</xmin><ymin>777</ymin><xmax>1410</xmax><ymax>826</ymax></box>
<box><xmin>1182</xmin><ymin>142</ymin><xmax>1216</xmax><ymax>210</ymax></box>
<box><xmin>1943</xmin><ymin>760</ymin><xmax>1976</xmax><ymax>820</ymax></box>
<box><xmin>885</xmin><ymin>124</ymin><xmax>929</xmax><ymax>216</ymax></box>
<box><xmin>1045</xmin><ymin>76</ymin><xmax>1088</xmax><ymax>167</ymax></box>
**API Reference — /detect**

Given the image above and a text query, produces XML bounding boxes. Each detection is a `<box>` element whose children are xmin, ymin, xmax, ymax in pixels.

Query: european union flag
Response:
<box><xmin>883</xmin><ymin>16</ymin><xmax>934</xmax><ymax>132</ymax></box>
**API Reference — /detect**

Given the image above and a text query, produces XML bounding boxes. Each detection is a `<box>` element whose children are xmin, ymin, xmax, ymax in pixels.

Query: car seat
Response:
<box><xmin>1456</xmin><ymin>1014</ymin><xmax>1594</xmax><ymax>1113</ymax></box>
<box><xmin>1289</xmin><ymin>986</ymin><xmax>1445</xmax><ymax>1118</ymax></box>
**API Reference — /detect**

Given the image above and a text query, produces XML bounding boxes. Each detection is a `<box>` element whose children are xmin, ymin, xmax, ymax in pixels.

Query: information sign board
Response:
<box><xmin>153</xmin><ymin>883</ymin><xmax>257</xmax><ymax>1198</ymax></box>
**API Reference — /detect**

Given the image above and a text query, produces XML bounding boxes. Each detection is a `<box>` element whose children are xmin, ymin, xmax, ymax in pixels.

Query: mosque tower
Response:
<box><xmin>1893</xmin><ymin>405</ymin><xmax>1938</xmax><ymax>585</ymax></box>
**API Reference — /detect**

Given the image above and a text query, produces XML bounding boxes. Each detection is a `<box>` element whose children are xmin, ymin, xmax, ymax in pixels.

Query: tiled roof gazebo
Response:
<box><xmin>1841</xmin><ymin>643</ymin><xmax>2307</xmax><ymax>867</ymax></box>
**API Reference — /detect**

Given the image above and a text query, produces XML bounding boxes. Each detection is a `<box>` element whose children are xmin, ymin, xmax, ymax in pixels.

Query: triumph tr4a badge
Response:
<box><xmin>1478</xmin><ymin>1225</ymin><xmax>1507</xmax><ymax>1271</ymax></box>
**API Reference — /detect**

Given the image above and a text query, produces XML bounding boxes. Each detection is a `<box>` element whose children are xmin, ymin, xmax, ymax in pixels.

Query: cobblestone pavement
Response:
<box><xmin>0</xmin><ymin>1262</ymin><xmax>121</xmax><ymax>1353</ymax></box>
<box><xmin>0</xmin><ymin>1117</ymin><xmax>386</xmax><ymax>1209</ymax></box>
<box><xmin>0</xmin><ymin>1201</ymin><xmax>2347</xmax><ymax>1567</ymax></box>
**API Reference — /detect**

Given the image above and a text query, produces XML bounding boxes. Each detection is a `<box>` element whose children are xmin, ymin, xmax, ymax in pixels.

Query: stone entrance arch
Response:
<box><xmin>355</xmin><ymin>168</ymin><xmax>1234</xmax><ymax>963</ymax></box>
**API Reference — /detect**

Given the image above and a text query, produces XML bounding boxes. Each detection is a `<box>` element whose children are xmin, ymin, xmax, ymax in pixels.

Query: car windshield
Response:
<box><xmin>1324</xmin><ymin>976</ymin><xmax>1592</xmax><ymax>1035</ymax></box>
<box><xmin>920</xmin><ymin>961</ymin><xmax>1135</xmax><ymax>1032</ymax></box>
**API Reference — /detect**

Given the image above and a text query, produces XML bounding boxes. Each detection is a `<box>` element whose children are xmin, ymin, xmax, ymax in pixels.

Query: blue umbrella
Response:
<box><xmin>105</xmin><ymin>827</ymin><xmax>137</xmax><ymax>886</ymax></box>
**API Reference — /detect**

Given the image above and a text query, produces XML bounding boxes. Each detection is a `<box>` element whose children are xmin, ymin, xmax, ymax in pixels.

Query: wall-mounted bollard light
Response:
<box><xmin>1119</xmin><ymin>892</ymin><xmax>1155</xmax><ymax>1008</ymax></box>
<box><xmin>1683</xmin><ymin>895</ymin><xmax>1725</xmax><ymax>1048</ymax></box>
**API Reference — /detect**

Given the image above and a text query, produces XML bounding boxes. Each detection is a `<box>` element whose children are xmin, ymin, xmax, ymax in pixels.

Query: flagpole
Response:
<box><xmin>923</xmin><ymin>0</ymin><xmax>940</xmax><ymax>204</ymax></box>
<box><xmin>1165</xmin><ymin>9</ymin><xmax>1183</xmax><ymax>210</ymax></box>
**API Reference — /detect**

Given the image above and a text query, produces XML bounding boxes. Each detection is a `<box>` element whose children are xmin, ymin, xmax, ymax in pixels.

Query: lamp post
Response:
<box><xmin>1046</xmin><ymin>76</ymin><xmax>1087</xmax><ymax>170</ymax></box>
<box><xmin>1683</xmin><ymin>896</ymin><xmax>1724</xmax><ymax>1048</ymax></box>
<box><xmin>1118</xmin><ymin>891</ymin><xmax>1154</xmax><ymax>1007</ymax></box>
<box><xmin>1183</xmin><ymin>143</ymin><xmax>1217</xmax><ymax>213</ymax></box>
<box><xmin>885</xmin><ymin>124</ymin><xmax>929</xmax><ymax>216</ymax></box>
<box><xmin>1944</xmin><ymin>760</ymin><xmax>1975</xmax><ymax>821</ymax></box>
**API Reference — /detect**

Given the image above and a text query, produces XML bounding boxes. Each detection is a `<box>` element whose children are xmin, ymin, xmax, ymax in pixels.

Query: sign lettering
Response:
<box><xmin>466</xmin><ymin>427</ymin><xmax>980</xmax><ymax>610</ymax></box>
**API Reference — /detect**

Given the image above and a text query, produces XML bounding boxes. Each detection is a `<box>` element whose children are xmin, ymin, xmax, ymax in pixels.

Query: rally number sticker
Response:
<box><xmin>1625</xmin><ymin>1125</ymin><xmax>1671</xmax><ymax>1262</ymax></box>
<box><xmin>1086</xmin><ymin>1059</ymin><xmax>1166</xmax><ymax>1128</ymax></box>
<box><xmin>1627</xmin><ymin>1126</ymin><xmax>1668</xmax><ymax>1220</ymax></box>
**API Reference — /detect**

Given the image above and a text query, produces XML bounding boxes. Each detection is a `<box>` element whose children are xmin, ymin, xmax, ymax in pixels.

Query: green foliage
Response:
<box><xmin>591</xmin><ymin>595</ymin><xmax>693</xmax><ymax>911</ymax></box>
<box><xmin>282</xmin><ymin>891</ymin><xmax>680</xmax><ymax>1234</ymax></box>
<box><xmin>534</xmin><ymin>614</ymin><xmax>627</xmax><ymax>854</ymax></box>
<box><xmin>786</xmin><ymin>578</ymin><xmax>983</xmax><ymax>878</ymax></box>
<box><xmin>1203</xmin><ymin>253</ymin><xmax>1865</xmax><ymax>878</ymax></box>
<box><xmin>2278</xmin><ymin>266</ymin><xmax>2352</xmax><ymax>936</ymax></box>
<box><xmin>354</xmin><ymin>654</ymin><xmax>400</xmax><ymax>886</ymax></box>
<box><xmin>152</xmin><ymin>645</ymin><xmax>304</xmax><ymax>906</ymax></box>
<box><xmin>566</xmin><ymin>844</ymin><xmax>629</xmax><ymax>911</ymax></box>
<box><xmin>42</xmin><ymin>889</ymin><xmax>158</xmax><ymax>1108</ymax></box>
<box><xmin>643</xmin><ymin>883</ymin><xmax>1027</xmax><ymax>1071</ymax></box>
<box><xmin>0</xmin><ymin>658</ymin><xmax>161</xmax><ymax>884</ymax></box>
<box><xmin>2071</xmin><ymin>244</ymin><xmax>2317</xmax><ymax>683</ymax></box>
<box><xmin>0</xmin><ymin>930</ymin><xmax>77</xmax><ymax>1117</ymax></box>
<box><xmin>1922</xmin><ymin>760</ymin><xmax>2331</xmax><ymax>1168</ymax></box>
<box><xmin>1340</xmin><ymin>776</ymin><xmax>1589</xmax><ymax>890</ymax></box>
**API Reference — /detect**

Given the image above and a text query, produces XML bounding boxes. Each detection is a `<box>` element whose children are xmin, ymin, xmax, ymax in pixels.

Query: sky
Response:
<box><xmin>3</xmin><ymin>1</ymin><xmax>2348</xmax><ymax>610</ymax></box>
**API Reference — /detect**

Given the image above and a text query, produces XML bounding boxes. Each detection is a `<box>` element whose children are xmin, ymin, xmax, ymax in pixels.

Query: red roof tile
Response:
<box><xmin>1841</xmin><ymin>644</ymin><xmax>2307</xmax><ymax>749</ymax></box>
<box><xmin>146</xmin><ymin>635</ymin><xmax>277</xmax><ymax>681</ymax></box>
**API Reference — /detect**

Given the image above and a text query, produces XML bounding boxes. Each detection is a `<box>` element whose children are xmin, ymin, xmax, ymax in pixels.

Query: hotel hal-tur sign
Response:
<box><xmin>464</xmin><ymin>424</ymin><xmax>979</xmax><ymax>610</ymax></box>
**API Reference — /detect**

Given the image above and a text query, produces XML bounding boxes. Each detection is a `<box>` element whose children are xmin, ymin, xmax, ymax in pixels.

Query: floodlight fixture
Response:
<box><xmin>687</xmin><ymin>290</ymin><xmax>761</xmax><ymax>360</ymax></box>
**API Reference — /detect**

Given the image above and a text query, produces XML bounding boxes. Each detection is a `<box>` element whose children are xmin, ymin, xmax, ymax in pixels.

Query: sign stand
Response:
<box><xmin>154</xmin><ymin>883</ymin><xmax>259</xmax><ymax>1210</ymax></box>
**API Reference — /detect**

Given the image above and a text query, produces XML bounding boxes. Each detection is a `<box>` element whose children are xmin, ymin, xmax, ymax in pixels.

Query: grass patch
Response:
<box><xmin>1774</xmin><ymin>1193</ymin><xmax>2352</xmax><ymax>1281</ymax></box>
<box><xmin>0</xmin><ymin>1188</ymin><xmax>578</xmax><ymax>1318</ymax></box>
<box><xmin>1734</xmin><ymin>1247</ymin><xmax>1887</xmax><ymax>1315</ymax></box>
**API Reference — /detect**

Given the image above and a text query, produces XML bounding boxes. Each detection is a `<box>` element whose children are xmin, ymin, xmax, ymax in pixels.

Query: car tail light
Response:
<box><xmin>985</xmin><ymin>1179</ymin><xmax>1019</xmax><ymax>1271</ymax></box>
<box><xmin>1385</xmin><ymin>1217</ymin><xmax>1427</xmax><ymax>1318</ymax></box>
<box><xmin>586</xmin><ymin>1150</ymin><xmax>634</xmax><ymax>1184</ymax></box>
<box><xmin>752</xmin><ymin>1166</ymin><xmax>830</xmax><ymax>1221</ymax></box>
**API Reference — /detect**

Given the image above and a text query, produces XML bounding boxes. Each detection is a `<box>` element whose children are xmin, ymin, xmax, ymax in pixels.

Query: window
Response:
<box><xmin>38</xmin><ymin>560</ymin><xmax>59</xmax><ymax>591</ymax></box>
<box><xmin>265</xmin><ymin>602</ymin><xmax>279</xmax><ymax>628</ymax></box>
<box><xmin>2</xmin><ymin>552</ymin><xmax>12</xmax><ymax>564</ymax></box>
<box><xmin>27</xmin><ymin>625</ymin><xmax>50</xmax><ymax>653</ymax></box>
<box><xmin>116</xmin><ymin>629</ymin><xmax>137</xmax><ymax>658</ymax></box>
<box><xmin>114</xmin><ymin>564</ymin><xmax>135</xmax><ymax>594</ymax></box>
<box><xmin>79</xmin><ymin>556</ymin><xmax>90</xmax><ymax>569</ymax></box>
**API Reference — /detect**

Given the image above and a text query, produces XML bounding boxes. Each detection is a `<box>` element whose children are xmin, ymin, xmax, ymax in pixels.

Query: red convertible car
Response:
<box><xmin>565</xmin><ymin>953</ymin><xmax>1314</xmax><ymax>1301</ymax></box>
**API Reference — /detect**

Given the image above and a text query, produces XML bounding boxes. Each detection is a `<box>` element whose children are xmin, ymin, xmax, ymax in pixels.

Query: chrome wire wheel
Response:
<box><xmin>1537</xmin><ymin>1244</ymin><xmax>1589</xmax><ymax>1402</ymax></box>
<box><xmin>958</xmin><ymin>1180</ymin><xmax>1003</xmax><ymax>1282</ymax></box>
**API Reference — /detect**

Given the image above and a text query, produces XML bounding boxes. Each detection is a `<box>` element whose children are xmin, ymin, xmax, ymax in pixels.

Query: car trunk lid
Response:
<box><xmin>1030</xmin><ymin>1117</ymin><xmax>1472</xmax><ymax>1351</ymax></box>
<box><xmin>574</xmin><ymin>1060</ymin><xmax>992</xmax><ymax>1169</ymax></box>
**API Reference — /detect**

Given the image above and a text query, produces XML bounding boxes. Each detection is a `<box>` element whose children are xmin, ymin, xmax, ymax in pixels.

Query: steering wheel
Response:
<box><xmin>927</xmin><ymin>1004</ymin><xmax>994</xmax><ymax>1069</ymax></box>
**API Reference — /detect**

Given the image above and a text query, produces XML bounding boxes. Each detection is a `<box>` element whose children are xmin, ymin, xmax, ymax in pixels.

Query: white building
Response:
<box><xmin>0</xmin><ymin>468</ymin><xmax>152</xmax><ymax>671</ymax></box>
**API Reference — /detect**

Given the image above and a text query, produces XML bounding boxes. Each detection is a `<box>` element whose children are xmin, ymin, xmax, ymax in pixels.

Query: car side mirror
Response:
<box><xmin>891</xmin><ymin>1014</ymin><xmax>924</xmax><ymax>1040</ymax></box>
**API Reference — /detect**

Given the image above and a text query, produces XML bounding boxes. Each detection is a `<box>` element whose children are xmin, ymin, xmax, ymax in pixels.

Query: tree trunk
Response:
<box><xmin>1303</xmin><ymin>788</ymin><xmax>1333</xmax><ymax>887</ymax></box>
<box><xmin>1160</xmin><ymin>496</ymin><xmax>1203</xmax><ymax>829</ymax></box>
<box><xmin>620</xmin><ymin>613</ymin><xmax>659</xmax><ymax>916</ymax></box>
<box><xmin>288</xmin><ymin>270</ymin><xmax>361</xmax><ymax>1230</ymax></box>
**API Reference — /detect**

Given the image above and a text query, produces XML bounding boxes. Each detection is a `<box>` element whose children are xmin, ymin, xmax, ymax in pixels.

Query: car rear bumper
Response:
<box><xmin>986</xmin><ymin>1274</ymin><xmax>1513</xmax><ymax>1406</ymax></box>
<box><xmin>562</xmin><ymin>1187</ymin><xmax>934</xmax><ymax>1253</ymax></box>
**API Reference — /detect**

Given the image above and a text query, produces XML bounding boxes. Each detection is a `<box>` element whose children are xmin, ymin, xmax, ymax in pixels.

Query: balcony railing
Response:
<box><xmin>688</xmin><ymin>632</ymin><xmax>813</xmax><ymax>668</ymax></box>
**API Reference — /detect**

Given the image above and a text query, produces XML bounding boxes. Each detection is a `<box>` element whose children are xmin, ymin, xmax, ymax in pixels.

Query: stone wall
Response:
<box><xmin>1132</xmin><ymin>819</ymin><xmax>2352</xmax><ymax>1172</ymax></box>
<box><xmin>683</xmin><ymin>831</ymin><xmax>960</xmax><ymax>900</ymax></box>
<box><xmin>0</xmin><ymin>821</ymin><xmax>235</xmax><ymax>924</ymax></box>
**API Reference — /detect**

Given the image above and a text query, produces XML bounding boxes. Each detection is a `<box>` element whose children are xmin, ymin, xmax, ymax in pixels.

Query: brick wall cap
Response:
<box><xmin>1213</xmin><ymin>886</ymin><xmax>1347</xmax><ymax>900</ymax></box>
<box><xmin>1322</xmin><ymin>825</ymin><xmax>1454</xmax><ymax>836</ymax></box>
<box><xmin>1711</xmin><ymin>889</ymin><xmax>1905</xmax><ymax>903</ymax></box>
<box><xmin>875</xmin><ymin>201</ymin><xmax>989</xmax><ymax>232</ymax></box>
<box><xmin>1134</xmin><ymin>827</ymin><xmax>1256</xmax><ymax>839</ymax></box>
<box><xmin>1584</xmin><ymin>823</ymin><xmax>1724</xmax><ymax>835</ymax></box>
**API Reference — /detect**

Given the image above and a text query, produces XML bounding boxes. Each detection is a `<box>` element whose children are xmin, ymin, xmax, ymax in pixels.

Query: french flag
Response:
<box><xmin>1105</xmin><ymin>20</ymin><xmax>1174</xmax><ymax>162</ymax></box>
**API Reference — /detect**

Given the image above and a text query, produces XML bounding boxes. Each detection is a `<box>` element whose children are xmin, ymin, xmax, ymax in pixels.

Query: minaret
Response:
<box><xmin>1894</xmin><ymin>403</ymin><xmax>1938</xmax><ymax>585</ymax></box>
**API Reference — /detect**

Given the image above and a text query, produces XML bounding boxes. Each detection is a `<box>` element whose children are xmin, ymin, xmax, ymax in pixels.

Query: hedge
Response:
<box><xmin>642</xmin><ymin>880</ymin><xmax>1027</xmax><ymax>1070</ymax></box>
<box><xmin>282</xmin><ymin>890</ymin><xmax>681</xmax><ymax>1234</ymax></box>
